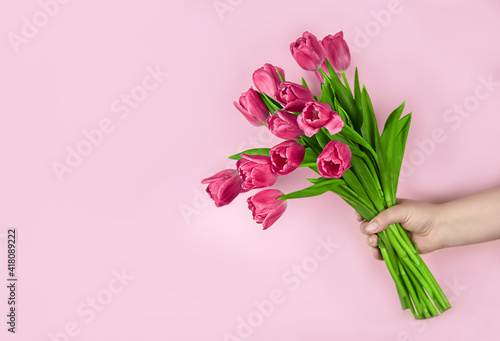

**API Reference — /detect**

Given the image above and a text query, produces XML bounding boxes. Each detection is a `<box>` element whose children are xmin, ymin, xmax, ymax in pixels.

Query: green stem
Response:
<box><xmin>404</xmin><ymin>262</ymin><xmax>439</xmax><ymax>317</ymax></box>
<box><xmin>414</xmin><ymin>252</ymin><xmax>451</xmax><ymax>312</ymax></box>
<box><xmin>388</xmin><ymin>225</ymin><xmax>420</xmax><ymax>266</ymax></box>
<box><xmin>378</xmin><ymin>238</ymin><xmax>407</xmax><ymax>309</ymax></box>
<box><xmin>398</xmin><ymin>262</ymin><xmax>422</xmax><ymax>317</ymax></box>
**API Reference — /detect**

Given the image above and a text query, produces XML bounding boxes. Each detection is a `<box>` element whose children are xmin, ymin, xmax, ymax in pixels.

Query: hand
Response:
<box><xmin>357</xmin><ymin>199</ymin><xmax>445</xmax><ymax>259</ymax></box>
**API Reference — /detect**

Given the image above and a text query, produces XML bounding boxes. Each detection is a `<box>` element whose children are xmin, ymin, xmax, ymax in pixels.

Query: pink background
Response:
<box><xmin>1</xmin><ymin>0</ymin><xmax>500</xmax><ymax>340</ymax></box>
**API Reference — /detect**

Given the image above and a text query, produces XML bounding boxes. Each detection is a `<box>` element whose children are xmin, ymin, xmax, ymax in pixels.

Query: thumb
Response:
<box><xmin>364</xmin><ymin>204</ymin><xmax>410</xmax><ymax>234</ymax></box>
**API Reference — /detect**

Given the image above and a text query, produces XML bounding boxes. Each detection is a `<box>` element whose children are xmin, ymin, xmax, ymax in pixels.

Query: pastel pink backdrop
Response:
<box><xmin>1</xmin><ymin>0</ymin><xmax>499</xmax><ymax>340</ymax></box>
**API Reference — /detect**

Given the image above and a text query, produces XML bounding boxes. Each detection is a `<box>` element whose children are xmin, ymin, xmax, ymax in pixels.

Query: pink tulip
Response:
<box><xmin>290</xmin><ymin>32</ymin><xmax>325</xmax><ymax>71</ymax></box>
<box><xmin>267</xmin><ymin>111</ymin><xmax>303</xmax><ymax>140</ymax></box>
<box><xmin>236</xmin><ymin>154</ymin><xmax>278</xmax><ymax>191</ymax></box>
<box><xmin>201</xmin><ymin>169</ymin><xmax>243</xmax><ymax>207</ymax></box>
<box><xmin>252</xmin><ymin>63</ymin><xmax>285</xmax><ymax>99</ymax></box>
<box><xmin>247</xmin><ymin>189</ymin><xmax>287</xmax><ymax>230</ymax></box>
<box><xmin>321</xmin><ymin>31</ymin><xmax>351</xmax><ymax>72</ymax></box>
<box><xmin>270</xmin><ymin>140</ymin><xmax>305</xmax><ymax>175</ymax></box>
<box><xmin>278</xmin><ymin>82</ymin><xmax>314</xmax><ymax>112</ymax></box>
<box><xmin>234</xmin><ymin>88</ymin><xmax>269</xmax><ymax>126</ymax></box>
<box><xmin>317</xmin><ymin>141</ymin><xmax>352</xmax><ymax>178</ymax></box>
<box><xmin>297</xmin><ymin>101</ymin><xmax>344</xmax><ymax>137</ymax></box>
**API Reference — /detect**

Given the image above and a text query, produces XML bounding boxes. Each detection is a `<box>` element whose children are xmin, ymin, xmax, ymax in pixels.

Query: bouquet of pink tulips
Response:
<box><xmin>202</xmin><ymin>31</ymin><xmax>451</xmax><ymax>318</ymax></box>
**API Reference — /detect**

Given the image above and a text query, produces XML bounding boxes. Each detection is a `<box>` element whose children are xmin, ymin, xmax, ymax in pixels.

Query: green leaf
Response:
<box><xmin>325</xmin><ymin>129</ymin><xmax>353</xmax><ymax>146</ymax></box>
<box><xmin>330</xmin><ymin>184</ymin><xmax>376</xmax><ymax>216</ymax></box>
<box><xmin>339</xmin><ymin>195</ymin><xmax>376</xmax><ymax>221</ymax></box>
<box><xmin>350</xmin><ymin>156</ymin><xmax>385</xmax><ymax>211</ymax></box>
<box><xmin>315</xmin><ymin>129</ymin><xmax>331</xmax><ymax>149</ymax></box>
<box><xmin>320</xmin><ymin>82</ymin><xmax>335</xmax><ymax>110</ymax></box>
<box><xmin>389</xmin><ymin>113</ymin><xmax>412</xmax><ymax>194</ymax></box>
<box><xmin>324</xmin><ymin>59</ymin><xmax>362</xmax><ymax>132</ymax></box>
<box><xmin>360</xmin><ymin>85</ymin><xmax>380</xmax><ymax>150</ymax></box>
<box><xmin>382</xmin><ymin>101</ymin><xmax>405</xmax><ymax>138</ymax></box>
<box><xmin>279</xmin><ymin>179</ymin><xmax>344</xmax><ymax>200</ymax></box>
<box><xmin>299</xmin><ymin>162</ymin><xmax>318</xmax><ymax>168</ymax></box>
<box><xmin>300</xmin><ymin>136</ymin><xmax>322</xmax><ymax>155</ymax></box>
<box><xmin>334</xmin><ymin>98</ymin><xmax>353</xmax><ymax>127</ymax></box>
<box><xmin>302</xmin><ymin>77</ymin><xmax>309</xmax><ymax>89</ymax></box>
<box><xmin>276</xmin><ymin>70</ymin><xmax>285</xmax><ymax>83</ymax></box>
<box><xmin>228</xmin><ymin>148</ymin><xmax>270</xmax><ymax>160</ymax></box>
<box><xmin>342</xmin><ymin>169</ymin><xmax>371</xmax><ymax>206</ymax></box>
<box><xmin>307</xmin><ymin>177</ymin><xmax>328</xmax><ymax>184</ymax></box>
<box><xmin>258</xmin><ymin>92</ymin><xmax>282</xmax><ymax>113</ymax></box>
<box><xmin>341</xmin><ymin>72</ymin><xmax>353</xmax><ymax>99</ymax></box>
<box><xmin>377</xmin><ymin>102</ymin><xmax>411</xmax><ymax>207</ymax></box>
<box><xmin>354</xmin><ymin>68</ymin><xmax>361</xmax><ymax>101</ymax></box>
<box><xmin>340</xmin><ymin>124</ymin><xmax>378</xmax><ymax>162</ymax></box>
<box><xmin>301</xmin><ymin>147</ymin><xmax>318</xmax><ymax>165</ymax></box>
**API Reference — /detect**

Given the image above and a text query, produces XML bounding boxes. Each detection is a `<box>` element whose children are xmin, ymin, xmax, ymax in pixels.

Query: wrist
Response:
<box><xmin>432</xmin><ymin>202</ymin><xmax>454</xmax><ymax>250</ymax></box>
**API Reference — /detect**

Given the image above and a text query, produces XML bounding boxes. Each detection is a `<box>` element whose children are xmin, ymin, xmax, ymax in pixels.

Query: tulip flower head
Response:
<box><xmin>201</xmin><ymin>169</ymin><xmax>243</xmax><ymax>207</ymax></box>
<box><xmin>321</xmin><ymin>31</ymin><xmax>351</xmax><ymax>72</ymax></box>
<box><xmin>267</xmin><ymin>110</ymin><xmax>303</xmax><ymax>140</ymax></box>
<box><xmin>252</xmin><ymin>63</ymin><xmax>285</xmax><ymax>100</ymax></box>
<box><xmin>297</xmin><ymin>101</ymin><xmax>344</xmax><ymax>137</ymax></box>
<box><xmin>234</xmin><ymin>88</ymin><xmax>270</xmax><ymax>126</ymax></box>
<box><xmin>290</xmin><ymin>31</ymin><xmax>325</xmax><ymax>71</ymax></box>
<box><xmin>317</xmin><ymin>141</ymin><xmax>352</xmax><ymax>178</ymax></box>
<box><xmin>270</xmin><ymin>140</ymin><xmax>305</xmax><ymax>175</ymax></box>
<box><xmin>237</xmin><ymin>154</ymin><xmax>279</xmax><ymax>191</ymax></box>
<box><xmin>247</xmin><ymin>189</ymin><xmax>287</xmax><ymax>230</ymax></box>
<box><xmin>278</xmin><ymin>81</ymin><xmax>314</xmax><ymax>112</ymax></box>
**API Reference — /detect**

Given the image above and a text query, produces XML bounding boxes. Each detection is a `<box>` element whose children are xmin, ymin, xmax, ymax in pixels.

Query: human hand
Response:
<box><xmin>358</xmin><ymin>199</ymin><xmax>446</xmax><ymax>259</ymax></box>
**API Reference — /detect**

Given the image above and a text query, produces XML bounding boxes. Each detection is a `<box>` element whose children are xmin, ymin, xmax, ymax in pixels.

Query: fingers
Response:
<box><xmin>359</xmin><ymin>220</ymin><xmax>381</xmax><ymax>235</ymax></box>
<box><xmin>359</xmin><ymin>204</ymin><xmax>411</xmax><ymax>235</ymax></box>
<box><xmin>366</xmin><ymin>235</ymin><xmax>383</xmax><ymax>259</ymax></box>
<box><xmin>356</xmin><ymin>203</ymin><xmax>410</xmax><ymax>261</ymax></box>
<box><xmin>365</xmin><ymin>234</ymin><xmax>383</xmax><ymax>260</ymax></box>
<box><xmin>366</xmin><ymin>234</ymin><xmax>378</xmax><ymax>247</ymax></box>
<box><xmin>371</xmin><ymin>248</ymin><xmax>383</xmax><ymax>260</ymax></box>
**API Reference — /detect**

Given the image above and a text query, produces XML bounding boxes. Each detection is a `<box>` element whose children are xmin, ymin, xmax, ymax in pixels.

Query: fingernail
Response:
<box><xmin>366</xmin><ymin>221</ymin><xmax>378</xmax><ymax>233</ymax></box>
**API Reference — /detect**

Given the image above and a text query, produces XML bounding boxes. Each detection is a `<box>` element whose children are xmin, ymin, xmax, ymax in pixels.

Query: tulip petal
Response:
<box><xmin>262</xmin><ymin>201</ymin><xmax>287</xmax><ymax>230</ymax></box>
<box><xmin>323</xmin><ymin>114</ymin><xmax>344</xmax><ymax>135</ymax></box>
<box><xmin>241</xmin><ymin>154</ymin><xmax>272</xmax><ymax>164</ymax></box>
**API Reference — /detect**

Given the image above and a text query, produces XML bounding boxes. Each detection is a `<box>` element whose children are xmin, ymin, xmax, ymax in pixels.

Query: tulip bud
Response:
<box><xmin>278</xmin><ymin>82</ymin><xmax>314</xmax><ymax>112</ymax></box>
<box><xmin>247</xmin><ymin>189</ymin><xmax>287</xmax><ymax>230</ymax></box>
<box><xmin>321</xmin><ymin>31</ymin><xmax>351</xmax><ymax>72</ymax></box>
<box><xmin>201</xmin><ymin>169</ymin><xmax>243</xmax><ymax>207</ymax></box>
<box><xmin>297</xmin><ymin>101</ymin><xmax>344</xmax><ymax>137</ymax></box>
<box><xmin>234</xmin><ymin>88</ymin><xmax>270</xmax><ymax>127</ymax></box>
<box><xmin>290</xmin><ymin>31</ymin><xmax>325</xmax><ymax>71</ymax></box>
<box><xmin>270</xmin><ymin>140</ymin><xmax>305</xmax><ymax>175</ymax></box>
<box><xmin>267</xmin><ymin>111</ymin><xmax>303</xmax><ymax>140</ymax></box>
<box><xmin>253</xmin><ymin>63</ymin><xmax>285</xmax><ymax>99</ymax></box>
<box><xmin>237</xmin><ymin>154</ymin><xmax>278</xmax><ymax>191</ymax></box>
<box><xmin>317</xmin><ymin>141</ymin><xmax>352</xmax><ymax>178</ymax></box>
